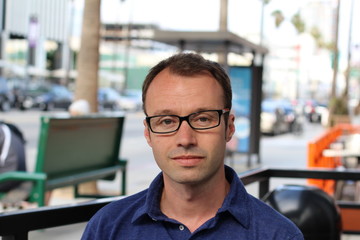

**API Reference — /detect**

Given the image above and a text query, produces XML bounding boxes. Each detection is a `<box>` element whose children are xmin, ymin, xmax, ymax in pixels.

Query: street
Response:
<box><xmin>2</xmin><ymin>109</ymin><xmax>326</xmax><ymax>195</ymax></box>
<box><xmin>3</xmin><ymin>109</ymin><xmax>357</xmax><ymax>239</ymax></box>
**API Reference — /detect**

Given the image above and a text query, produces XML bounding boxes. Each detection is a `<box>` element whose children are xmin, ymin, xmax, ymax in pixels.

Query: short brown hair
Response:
<box><xmin>142</xmin><ymin>53</ymin><xmax>232</xmax><ymax>114</ymax></box>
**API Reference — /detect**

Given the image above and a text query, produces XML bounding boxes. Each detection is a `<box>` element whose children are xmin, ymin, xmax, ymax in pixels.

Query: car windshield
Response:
<box><xmin>262</xmin><ymin>101</ymin><xmax>278</xmax><ymax>113</ymax></box>
<box><xmin>123</xmin><ymin>89</ymin><xmax>141</xmax><ymax>98</ymax></box>
<box><xmin>27</xmin><ymin>85</ymin><xmax>49</xmax><ymax>96</ymax></box>
<box><xmin>99</xmin><ymin>88</ymin><xmax>121</xmax><ymax>100</ymax></box>
<box><xmin>0</xmin><ymin>78</ymin><xmax>8</xmax><ymax>90</ymax></box>
<box><xmin>51</xmin><ymin>86</ymin><xmax>72</xmax><ymax>97</ymax></box>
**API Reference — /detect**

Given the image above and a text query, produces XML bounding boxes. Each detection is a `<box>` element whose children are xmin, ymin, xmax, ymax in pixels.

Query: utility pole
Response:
<box><xmin>218</xmin><ymin>0</ymin><xmax>228</xmax><ymax>69</ymax></box>
<box><xmin>330</xmin><ymin>0</ymin><xmax>340</xmax><ymax>98</ymax></box>
<box><xmin>219</xmin><ymin>0</ymin><xmax>228</xmax><ymax>31</ymax></box>
<box><xmin>64</xmin><ymin>0</ymin><xmax>75</xmax><ymax>85</ymax></box>
<box><xmin>343</xmin><ymin>0</ymin><xmax>354</xmax><ymax>98</ymax></box>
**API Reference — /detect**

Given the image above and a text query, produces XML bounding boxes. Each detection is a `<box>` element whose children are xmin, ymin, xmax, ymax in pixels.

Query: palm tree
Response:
<box><xmin>271</xmin><ymin>10</ymin><xmax>284</xmax><ymax>28</ymax></box>
<box><xmin>327</xmin><ymin>0</ymin><xmax>351</xmax><ymax>126</ymax></box>
<box><xmin>270</xmin><ymin>9</ymin><xmax>305</xmax><ymax>99</ymax></box>
<box><xmin>291</xmin><ymin>12</ymin><xmax>305</xmax><ymax>34</ymax></box>
<box><xmin>268</xmin><ymin>1</ymin><xmax>350</xmax><ymax>126</ymax></box>
<box><xmin>74</xmin><ymin>0</ymin><xmax>101</xmax><ymax>194</ymax></box>
<box><xmin>74</xmin><ymin>0</ymin><xmax>101</xmax><ymax>113</ymax></box>
<box><xmin>270</xmin><ymin>10</ymin><xmax>305</xmax><ymax>34</ymax></box>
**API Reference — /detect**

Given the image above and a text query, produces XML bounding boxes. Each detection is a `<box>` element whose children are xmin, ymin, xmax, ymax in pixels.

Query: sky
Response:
<box><xmin>99</xmin><ymin>0</ymin><xmax>313</xmax><ymax>38</ymax></box>
<box><xmin>73</xmin><ymin>0</ymin><xmax>359</xmax><ymax>57</ymax></box>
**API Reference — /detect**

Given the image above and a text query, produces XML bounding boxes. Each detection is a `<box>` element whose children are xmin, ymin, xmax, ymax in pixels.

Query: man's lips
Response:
<box><xmin>172</xmin><ymin>155</ymin><xmax>203</xmax><ymax>159</ymax></box>
<box><xmin>171</xmin><ymin>155</ymin><xmax>204</xmax><ymax>166</ymax></box>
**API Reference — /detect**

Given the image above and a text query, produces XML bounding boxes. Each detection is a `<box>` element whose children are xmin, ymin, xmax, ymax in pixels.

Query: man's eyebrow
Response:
<box><xmin>151</xmin><ymin>108</ymin><xmax>217</xmax><ymax>116</ymax></box>
<box><xmin>151</xmin><ymin>109</ymin><xmax>175</xmax><ymax>116</ymax></box>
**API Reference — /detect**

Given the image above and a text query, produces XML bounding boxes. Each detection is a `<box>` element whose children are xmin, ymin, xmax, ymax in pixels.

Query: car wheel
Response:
<box><xmin>111</xmin><ymin>103</ymin><xmax>120</xmax><ymax>111</ymax></box>
<box><xmin>39</xmin><ymin>102</ymin><xmax>47</xmax><ymax>111</ymax></box>
<box><xmin>19</xmin><ymin>104</ymin><xmax>27</xmax><ymax>111</ymax></box>
<box><xmin>0</xmin><ymin>100</ymin><xmax>11</xmax><ymax>112</ymax></box>
<box><xmin>47</xmin><ymin>102</ymin><xmax>54</xmax><ymax>111</ymax></box>
<box><xmin>311</xmin><ymin>114</ymin><xmax>319</xmax><ymax>123</ymax></box>
<box><xmin>272</xmin><ymin>125</ymin><xmax>281</xmax><ymax>136</ymax></box>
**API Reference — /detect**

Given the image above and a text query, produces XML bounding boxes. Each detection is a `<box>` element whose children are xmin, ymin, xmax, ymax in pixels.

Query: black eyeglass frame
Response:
<box><xmin>145</xmin><ymin>109</ymin><xmax>230</xmax><ymax>134</ymax></box>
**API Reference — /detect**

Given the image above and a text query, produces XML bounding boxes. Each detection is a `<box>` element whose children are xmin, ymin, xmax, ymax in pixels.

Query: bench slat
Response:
<box><xmin>46</xmin><ymin>162</ymin><xmax>125</xmax><ymax>189</ymax></box>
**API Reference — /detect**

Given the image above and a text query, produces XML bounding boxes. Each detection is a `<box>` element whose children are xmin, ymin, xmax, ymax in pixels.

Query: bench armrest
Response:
<box><xmin>118</xmin><ymin>158</ymin><xmax>127</xmax><ymax>165</ymax></box>
<box><xmin>0</xmin><ymin>171</ymin><xmax>46</xmax><ymax>182</ymax></box>
<box><xmin>0</xmin><ymin>171</ymin><xmax>47</xmax><ymax>207</ymax></box>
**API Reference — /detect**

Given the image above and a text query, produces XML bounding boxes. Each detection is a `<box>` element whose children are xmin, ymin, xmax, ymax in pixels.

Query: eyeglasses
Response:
<box><xmin>146</xmin><ymin>109</ymin><xmax>230</xmax><ymax>134</ymax></box>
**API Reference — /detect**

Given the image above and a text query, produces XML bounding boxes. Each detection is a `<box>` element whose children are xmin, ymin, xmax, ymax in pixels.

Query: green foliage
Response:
<box><xmin>310</xmin><ymin>27</ymin><xmax>333</xmax><ymax>50</ymax></box>
<box><xmin>310</xmin><ymin>27</ymin><xmax>322</xmax><ymax>45</ymax></box>
<box><xmin>271</xmin><ymin>10</ymin><xmax>306</xmax><ymax>34</ymax></box>
<box><xmin>291</xmin><ymin>12</ymin><xmax>305</xmax><ymax>34</ymax></box>
<box><xmin>271</xmin><ymin>10</ymin><xmax>284</xmax><ymax>28</ymax></box>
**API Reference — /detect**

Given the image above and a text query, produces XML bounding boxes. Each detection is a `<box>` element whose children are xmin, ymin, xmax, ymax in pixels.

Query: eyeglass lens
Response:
<box><xmin>149</xmin><ymin>110</ymin><xmax>221</xmax><ymax>133</ymax></box>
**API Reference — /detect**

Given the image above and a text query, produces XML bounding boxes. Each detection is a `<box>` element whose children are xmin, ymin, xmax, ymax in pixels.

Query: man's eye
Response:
<box><xmin>161</xmin><ymin>118</ymin><xmax>175</xmax><ymax>125</ymax></box>
<box><xmin>198</xmin><ymin>117</ymin><xmax>210</xmax><ymax>122</ymax></box>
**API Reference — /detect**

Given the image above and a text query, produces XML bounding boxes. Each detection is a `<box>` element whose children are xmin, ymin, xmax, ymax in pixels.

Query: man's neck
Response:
<box><xmin>160</xmin><ymin>173</ymin><xmax>230</xmax><ymax>233</ymax></box>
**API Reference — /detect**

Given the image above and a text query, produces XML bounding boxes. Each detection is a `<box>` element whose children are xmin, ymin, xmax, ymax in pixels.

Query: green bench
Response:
<box><xmin>0</xmin><ymin>113</ymin><xmax>127</xmax><ymax>207</ymax></box>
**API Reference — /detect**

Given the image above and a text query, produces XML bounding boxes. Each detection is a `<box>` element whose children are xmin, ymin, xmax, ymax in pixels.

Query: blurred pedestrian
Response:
<box><xmin>68</xmin><ymin>99</ymin><xmax>90</xmax><ymax>116</ymax></box>
<box><xmin>0</xmin><ymin>121</ymin><xmax>26</xmax><ymax>192</ymax></box>
<box><xmin>82</xmin><ymin>53</ymin><xmax>304</xmax><ymax>239</ymax></box>
<box><xmin>0</xmin><ymin>121</ymin><xmax>32</xmax><ymax>209</ymax></box>
<box><xmin>352</xmin><ymin>101</ymin><xmax>360</xmax><ymax>125</ymax></box>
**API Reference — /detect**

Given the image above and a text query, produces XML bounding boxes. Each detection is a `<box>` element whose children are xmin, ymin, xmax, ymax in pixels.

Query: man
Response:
<box><xmin>0</xmin><ymin>121</ymin><xmax>32</xmax><ymax>209</ymax></box>
<box><xmin>82</xmin><ymin>53</ymin><xmax>304</xmax><ymax>239</ymax></box>
<box><xmin>0</xmin><ymin>121</ymin><xmax>26</xmax><ymax>192</ymax></box>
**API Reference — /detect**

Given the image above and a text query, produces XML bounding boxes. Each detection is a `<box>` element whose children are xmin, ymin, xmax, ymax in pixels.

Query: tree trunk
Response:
<box><xmin>74</xmin><ymin>0</ymin><xmax>101</xmax><ymax>113</ymax></box>
<box><xmin>75</xmin><ymin>0</ymin><xmax>101</xmax><ymax>195</ymax></box>
<box><xmin>331</xmin><ymin>0</ymin><xmax>340</xmax><ymax>99</ymax></box>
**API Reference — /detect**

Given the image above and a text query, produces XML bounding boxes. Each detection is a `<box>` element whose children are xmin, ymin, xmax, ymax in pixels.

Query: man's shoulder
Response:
<box><xmin>82</xmin><ymin>189</ymin><xmax>150</xmax><ymax>239</ymax></box>
<box><xmin>247</xmin><ymin>194</ymin><xmax>304</xmax><ymax>238</ymax></box>
<box><xmin>248</xmin><ymin>194</ymin><xmax>291</xmax><ymax>222</ymax></box>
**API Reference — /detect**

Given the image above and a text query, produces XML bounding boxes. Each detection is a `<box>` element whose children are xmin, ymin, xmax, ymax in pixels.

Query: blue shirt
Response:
<box><xmin>82</xmin><ymin>166</ymin><xmax>304</xmax><ymax>239</ymax></box>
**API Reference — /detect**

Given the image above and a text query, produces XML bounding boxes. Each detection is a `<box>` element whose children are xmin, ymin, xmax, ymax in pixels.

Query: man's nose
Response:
<box><xmin>175</xmin><ymin>120</ymin><xmax>197</xmax><ymax>148</ymax></box>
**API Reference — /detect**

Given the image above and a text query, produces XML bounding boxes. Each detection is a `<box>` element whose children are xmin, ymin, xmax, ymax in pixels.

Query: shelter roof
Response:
<box><xmin>151</xmin><ymin>30</ymin><xmax>268</xmax><ymax>55</ymax></box>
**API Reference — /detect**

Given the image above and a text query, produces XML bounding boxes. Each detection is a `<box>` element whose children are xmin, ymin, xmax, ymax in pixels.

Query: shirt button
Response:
<box><xmin>179</xmin><ymin>225</ymin><xmax>185</xmax><ymax>231</ymax></box>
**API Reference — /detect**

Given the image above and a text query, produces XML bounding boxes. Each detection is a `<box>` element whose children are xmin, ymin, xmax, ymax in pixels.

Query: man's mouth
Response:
<box><xmin>171</xmin><ymin>155</ymin><xmax>204</xmax><ymax>166</ymax></box>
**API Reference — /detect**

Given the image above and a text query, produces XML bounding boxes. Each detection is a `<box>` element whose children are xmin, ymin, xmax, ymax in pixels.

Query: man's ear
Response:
<box><xmin>143</xmin><ymin>119</ymin><xmax>152</xmax><ymax>147</ymax></box>
<box><xmin>226</xmin><ymin>114</ymin><xmax>235</xmax><ymax>142</ymax></box>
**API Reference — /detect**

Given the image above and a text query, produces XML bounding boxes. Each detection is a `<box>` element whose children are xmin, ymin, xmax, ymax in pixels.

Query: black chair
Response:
<box><xmin>263</xmin><ymin>184</ymin><xmax>342</xmax><ymax>240</ymax></box>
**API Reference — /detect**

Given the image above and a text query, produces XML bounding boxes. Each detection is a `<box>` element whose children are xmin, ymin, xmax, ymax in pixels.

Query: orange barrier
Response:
<box><xmin>307</xmin><ymin>124</ymin><xmax>360</xmax><ymax>195</ymax></box>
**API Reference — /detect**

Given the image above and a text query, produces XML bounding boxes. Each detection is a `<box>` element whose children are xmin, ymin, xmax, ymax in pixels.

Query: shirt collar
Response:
<box><xmin>219</xmin><ymin>166</ymin><xmax>251</xmax><ymax>228</ymax></box>
<box><xmin>132</xmin><ymin>172</ymin><xmax>165</xmax><ymax>223</ymax></box>
<box><xmin>132</xmin><ymin>166</ymin><xmax>251</xmax><ymax>228</ymax></box>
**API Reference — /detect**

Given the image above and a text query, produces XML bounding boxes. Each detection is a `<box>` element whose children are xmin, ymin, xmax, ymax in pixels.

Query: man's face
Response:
<box><xmin>144</xmin><ymin>68</ymin><xmax>235</xmax><ymax>186</ymax></box>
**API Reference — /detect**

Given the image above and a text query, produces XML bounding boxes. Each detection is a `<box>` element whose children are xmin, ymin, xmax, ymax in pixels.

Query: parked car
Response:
<box><xmin>98</xmin><ymin>87</ymin><xmax>122</xmax><ymax>111</ymax></box>
<box><xmin>0</xmin><ymin>77</ymin><xmax>14</xmax><ymax>111</ymax></box>
<box><xmin>12</xmin><ymin>83</ymin><xmax>44</xmax><ymax>110</ymax></box>
<box><xmin>16</xmin><ymin>84</ymin><xmax>73</xmax><ymax>111</ymax></box>
<box><xmin>119</xmin><ymin>89</ymin><xmax>142</xmax><ymax>111</ymax></box>
<box><xmin>304</xmin><ymin>100</ymin><xmax>328</xmax><ymax>123</ymax></box>
<box><xmin>98</xmin><ymin>88</ymin><xmax>142</xmax><ymax>112</ymax></box>
<box><xmin>33</xmin><ymin>84</ymin><xmax>73</xmax><ymax>111</ymax></box>
<box><xmin>261</xmin><ymin>99</ymin><xmax>294</xmax><ymax>135</ymax></box>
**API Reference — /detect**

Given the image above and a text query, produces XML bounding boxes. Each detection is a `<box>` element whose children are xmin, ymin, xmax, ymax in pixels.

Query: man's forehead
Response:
<box><xmin>144</xmin><ymin>69</ymin><xmax>224</xmax><ymax>113</ymax></box>
<box><xmin>149</xmin><ymin>107</ymin><xmax>220</xmax><ymax>116</ymax></box>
